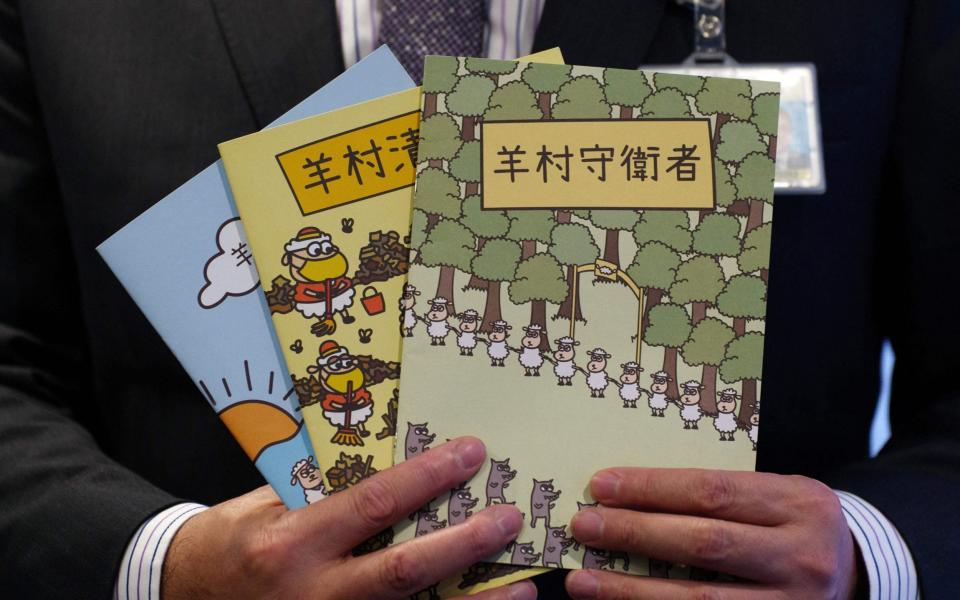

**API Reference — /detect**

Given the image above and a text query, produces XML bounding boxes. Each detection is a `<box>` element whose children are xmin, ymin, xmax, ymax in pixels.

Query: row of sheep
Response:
<box><xmin>401</xmin><ymin>287</ymin><xmax>760</xmax><ymax>448</ymax></box>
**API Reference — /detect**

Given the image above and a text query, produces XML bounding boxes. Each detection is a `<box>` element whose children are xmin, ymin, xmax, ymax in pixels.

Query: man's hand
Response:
<box><xmin>566</xmin><ymin>468</ymin><xmax>859</xmax><ymax>599</ymax></box>
<box><xmin>162</xmin><ymin>437</ymin><xmax>536</xmax><ymax>600</ymax></box>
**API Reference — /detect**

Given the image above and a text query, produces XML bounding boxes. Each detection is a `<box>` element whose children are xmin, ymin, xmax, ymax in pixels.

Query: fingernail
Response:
<box><xmin>453</xmin><ymin>437</ymin><xmax>486</xmax><ymax>471</ymax></box>
<box><xmin>591</xmin><ymin>470</ymin><xmax>620</xmax><ymax>500</ymax></box>
<box><xmin>566</xmin><ymin>570</ymin><xmax>599</xmax><ymax>599</ymax></box>
<box><xmin>508</xmin><ymin>580</ymin><xmax>537</xmax><ymax>600</ymax></box>
<box><xmin>492</xmin><ymin>505</ymin><xmax>523</xmax><ymax>537</ymax></box>
<box><xmin>571</xmin><ymin>509</ymin><xmax>603</xmax><ymax>543</ymax></box>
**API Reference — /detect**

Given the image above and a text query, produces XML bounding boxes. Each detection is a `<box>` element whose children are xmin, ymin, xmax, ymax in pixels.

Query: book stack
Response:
<box><xmin>100</xmin><ymin>45</ymin><xmax>778</xmax><ymax>594</ymax></box>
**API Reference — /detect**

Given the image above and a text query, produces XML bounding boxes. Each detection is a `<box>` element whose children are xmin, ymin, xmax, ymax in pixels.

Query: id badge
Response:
<box><xmin>643</xmin><ymin>62</ymin><xmax>826</xmax><ymax>194</ymax></box>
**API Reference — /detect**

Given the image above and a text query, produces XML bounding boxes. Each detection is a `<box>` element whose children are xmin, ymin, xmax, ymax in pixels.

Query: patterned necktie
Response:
<box><xmin>378</xmin><ymin>0</ymin><xmax>486</xmax><ymax>83</ymax></box>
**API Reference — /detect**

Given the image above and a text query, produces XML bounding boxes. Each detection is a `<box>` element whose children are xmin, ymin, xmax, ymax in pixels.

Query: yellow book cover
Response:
<box><xmin>220</xmin><ymin>49</ymin><xmax>563</xmax><ymax>597</ymax></box>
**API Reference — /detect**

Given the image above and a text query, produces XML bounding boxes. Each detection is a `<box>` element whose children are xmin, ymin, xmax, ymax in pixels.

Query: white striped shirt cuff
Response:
<box><xmin>836</xmin><ymin>490</ymin><xmax>919</xmax><ymax>600</ymax></box>
<box><xmin>114</xmin><ymin>502</ymin><xmax>208</xmax><ymax>600</ymax></box>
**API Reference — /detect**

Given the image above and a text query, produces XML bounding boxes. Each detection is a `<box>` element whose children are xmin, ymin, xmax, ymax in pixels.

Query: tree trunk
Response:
<box><xmin>691</xmin><ymin>301</ymin><xmax>707</xmax><ymax>326</ymax></box>
<box><xmin>712</xmin><ymin>113</ymin><xmax>731</xmax><ymax>150</ymax></box>
<box><xmin>465</xmin><ymin>182</ymin><xmax>480</xmax><ymax>196</ymax></box>
<box><xmin>538</xmin><ymin>92</ymin><xmax>552</xmax><ymax>120</ymax></box>
<box><xmin>435</xmin><ymin>266</ymin><xmax>456</xmax><ymax>314</ymax></box>
<box><xmin>619</xmin><ymin>105</ymin><xmax>633</xmax><ymax>120</ymax></box>
<box><xmin>602</xmin><ymin>229</ymin><xmax>620</xmax><ymax>267</ymax></box>
<box><xmin>700</xmin><ymin>364</ymin><xmax>719</xmax><ymax>416</ymax></box>
<box><xmin>480</xmin><ymin>280</ymin><xmax>502</xmax><ymax>333</ymax></box>
<box><xmin>746</xmin><ymin>200</ymin><xmax>764</xmax><ymax>233</ymax></box>
<box><xmin>426</xmin><ymin>213</ymin><xmax>440</xmax><ymax>234</ymax></box>
<box><xmin>641</xmin><ymin>288</ymin><xmax>663</xmax><ymax>333</ymax></box>
<box><xmin>521</xmin><ymin>240</ymin><xmax>536</xmax><ymax>260</ymax></box>
<box><xmin>737</xmin><ymin>379</ymin><xmax>757</xmax><ymax>428</ymax></box>
<box><xmin>554</xmin><ymin>264</ymin><xmax>585</xmax><ymax>323</ymax></box>
<box><xmin>726</xmin><ymin>199</ymin><xmax>750</xmax><ymax>216</ymax></box>
<box><xmin>760</xmin><ymin>268</ymin><xmax>769</xmax><ymax>283</ymax></box>
<box><xmin>423</xmin><ymin>93</ymin><xmax>438</xmax><ymax>118</ymax></box>
<box><xmin>555</xmin><ymin>210</ymin><xmax>571</xmax><ymax>224</ymax></box>
<box><xmin>733</xmin><ymin>317</ymin><xmax>746</xmax><ymax>337</ymax></box>
<box><xmin>530</xmin><ymin>300</ymin><xmax>552</xmax><ymax>351</ymax></box>
<box><xmin>465</xmin><ymin>238</ymin><xmax>488</xmax><ymax>291</ymax></box>
<box><xmin>662</xmin><ymin>346</ymin><xmax>681</xmax><ymax>401</ymax></box>
<box><xmin>462</xmin><ymin>115</ymin><xmax>477</xmax><ymax>142</ymax></box>
<box><xmin>767</xmin><ymin>135</ymin><xmax>778</xmax><ymax>161</ymax></box>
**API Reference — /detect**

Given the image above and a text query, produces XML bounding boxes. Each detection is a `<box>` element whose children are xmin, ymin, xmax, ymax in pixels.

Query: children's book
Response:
<box><xmin>220</xmin><ymin>49</ymin><xmax>563</xmax><ymax>597</ymax></box>
<box><xmin>393</xmin><ymin>56</ymin><xmax>779</xmax><ymax>574</ymax></box>
<box><xmin>97</xmin><ymin>47</ymin><xmax>415</xmax><ymax>510</ymax></box>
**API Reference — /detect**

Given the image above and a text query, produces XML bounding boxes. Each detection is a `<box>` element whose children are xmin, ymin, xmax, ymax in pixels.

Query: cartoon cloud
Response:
<box><xmin>198</xmin><ymin>217</ymin><xmax>260</xmax><ymax>309</ymax></box>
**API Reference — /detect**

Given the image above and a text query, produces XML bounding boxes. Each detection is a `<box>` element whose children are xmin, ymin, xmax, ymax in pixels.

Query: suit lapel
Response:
<box><xmin>533</xmin><ymin>0</ymin><xmax>667</xmax><ymax>69</ymax></box>
<box><xmin>210</xmin><ymin>0</ymin><xmax>345</xmax><ymax>127</ymax></box>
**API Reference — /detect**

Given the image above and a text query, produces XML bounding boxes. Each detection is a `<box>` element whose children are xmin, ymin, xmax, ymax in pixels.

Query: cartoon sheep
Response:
<box><xmin>485</xmin><ymin>319</ymin><xmax>512</xmax><ymax>367</ymax></box>
<box><xmin>290</xmin><ymin>456</ymin><xmax>327</xmax><ymax>505</ymax></box>
<box><xmin>618</xmin><ymin>361</ymin><xmax>645</xmax><ymax>408</ymax></box>
<box><xmin>399</xmin><ymin>283</ymin><xmax>420</xmax><ymax>337</ymax></box>
<box><xmin>455</xmin><ymin>309</ymin><xmax>480</xmax><ymax>356</ymax></box>
<box><xmin>585</xmin><ymin>348</ymin><xmax>612</xmax><ymax>398</ymax></box>
<box><xmin>424</xmin><ymin>297</ymin><xmax>451</xmax><ymax>346</ymax></box>
<box><xmin>648</xmin><ymin>370</ymin><xmax>672</xmax><ymax>417</ymax></box>
<box><xmin>679</xmin><ymin>380</ymin><xmax>704</xmax><ymax>430</ymax></box>
<box><xmin>713</xmin><ymin>388</ymin><xmax>740</xmax><ymax>441</ymax></box>
<box><xmin>518</xmin><ymin>324</ymin><xmax>546</xmax><ymax>376</ymax></box>
<box><xmin>748</xmin><ymin>404</ymin><xmax>760</xmax><ymax>451</ymax></box>
<box><xmin>552</xmin><ymin>336</ymin><xmax>579</xmax><ymax>386</ymax></box>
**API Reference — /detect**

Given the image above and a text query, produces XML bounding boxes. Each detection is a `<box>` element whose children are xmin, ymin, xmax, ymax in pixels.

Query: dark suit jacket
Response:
<box><xmin>1</xmin><ymin>1</ymin><xmax>957</xmax><ymax>598</ymax></box>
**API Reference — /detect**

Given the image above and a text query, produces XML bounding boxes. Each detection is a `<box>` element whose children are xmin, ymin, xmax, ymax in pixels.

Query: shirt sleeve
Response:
<box><xmin>835</xmin><ymin>491</ymin><xmax>919</xmax><ymax>600</ymax></box>
<box><xmin>114</xmin><ymin>503</ymin><xmax>208</xmax><ymax>600</ymax></box>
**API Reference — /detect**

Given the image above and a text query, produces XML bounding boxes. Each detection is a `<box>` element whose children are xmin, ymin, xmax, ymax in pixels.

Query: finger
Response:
<box><xmin>565</xmin><ymin>569</ymin><xmax>777</xmax><ymax>600</ymax></box>
<box><xmin>288</xmin><ymin>437</ymin><xmax>488</xmax><ymax>554</ymax></box>
<box><xmin>589</xmin><ymin>468</ymin><xmax>796</xmax><ymax>525</ymax></box>
<box><xmin>570</xmin><ymin>507</ymin><xmax>790</xmax><ymax>582</ymax></box>
<box><xmin>453</xmin><ymin>579</ymin><xmax>538</xmax><ymax>600</ymax></box>
<box><xmin>328</xmin><ymin>504</ymin><xmax>524</xmax><ymax>599</ymax></box>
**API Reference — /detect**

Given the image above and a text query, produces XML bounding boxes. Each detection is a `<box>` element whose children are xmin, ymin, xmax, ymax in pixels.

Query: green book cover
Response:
<box><xmin>395</xmin><ymin>56</ymin><xmax>779</xmax><ymax>573</ymax></box>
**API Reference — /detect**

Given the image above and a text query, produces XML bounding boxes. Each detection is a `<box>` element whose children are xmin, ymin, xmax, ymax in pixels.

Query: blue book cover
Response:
<box><xmin>98</xmin><ymin>47</ymin><xmax>415</xmax><ymax>509</ymax></box>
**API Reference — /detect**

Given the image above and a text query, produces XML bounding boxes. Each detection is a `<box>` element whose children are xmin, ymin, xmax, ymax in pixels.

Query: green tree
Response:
<box><xmin>550</xmin><ymin>222</ymin><xmax>600</xmax><ymax>323</ymax></box>
<box><xmin>752</xmin><ymin>93</ymin><xmax>780</xmax><ymax>158</ymax></box>
<box><xmin>419</xmin><ymin>219</ymin><xmax>475</xmax><ymax>313</ymax></box>
<box><xmin>472</xmin><ymin>238</ymin><xmax>521</xmax><ymax>332</ymax></box>
<box><xmin>464</xmin><ymin>57</ymin><xmax>516</xmax><ymax>84</ymax></box>
<box><xmin>552</xmin><ymin>76</ymin><xmax>611</xmax><ymax>119</ymax></box>
<box><xmin>739</xmin><ymin>222</ymin><xmax>772</xmax><ymax>282</ymax></box>
<box><xmin>459</xmin><ymin>195</ymin><xmax>511</xmax><ymax>291</ymax></box>
<box><xmin>409</xmin><ymin>208</ymin><xmax>429</xmax><ymax>263</ymax></box>
<box><xmin>716</xmin><ymin>121</ymin><xmax>765</xmax><ymax>164</ymax></box>
<box><xmin>603</xmin><ymin>68</ymin><xmax>651</xmax><ymax>119</ymax></box>
<box><xmin>422</xmin><ymin>56</ymin><xmax>459</xmax><ymax>117</ymax></box>
<box><xmin>670</xmin><ymin>255</ymin><xmax>725</xmax><ymax>325</ymax></box>
<box><xmin>641</xmin><ymin>88</ymin><xmax>692</xmax><ymax>118</ymax></box>
<box><xmin>716</xmin><ymin>274</ymin><xmax>767</xmax><ymax>337</ymax></box>
<box><xmin>447</xmin><ymin>74</ymin><xmax>496</xmax><ymax>141</ymax></box>
<box><xmin>682</xmin><ymin>317</ymin><xmax>736</xmax><ymax>415</ymax></box>
<box><xmin>509</xmin><ymin>252</ymin><xmax>567</xmax><ymax>349</ymax></box>
<box><xmin>584</xmin><ymin>209</ymin><xmax>640</xmax><ymax>270</ymax></box>
<box><xmin>695</xmin><ymin>77</ymin><xmax>753</xmax><ymax>149</ymax></box>
<box><xmin>645</xmin><ymin>302</ymin><xmax>692</xmax><ymax>401</ymax></box>
<box><xmin>720</xmin><ymin>332</ymin><xmax>764</xmax><ymax>426</ymax></box>
<box><xmin>715</xmin><ymin>159</ymin><xmax>739</xmax><ymax>211</ymax></box>
<box><xmin>733</xmin><ymin>152</ymin><xmax>775</xmax><ymax>233</ymax></box>
<box><xmin>652</xmin><ymin>72</ymin><xmax>704</xmax><ymax>96</ymax></box>
<box><xmin>419</xmin><ymin>114</ymin><xmax>463</xmax><ymax>169</ymax></box>
<box><xmin>449</xmin><ymin>140</ymin><xmax>481</xmax><ymax>195</ymax></box>
<box><xmin>625</xmin><ymin>241</ymin><xmax>681</xmax><ymax>331</ymax></box>
<box><xmin>484</xmin><ymin>81</ymin><xmax>542</xmax><ymax>121</ymax></box>
<box><xmin>521</xmin><ymin>63</ymin><xmax>573</xmax><ymax>119</ymax></box>
<box><xmin>414</xmin><ymin>167</ymin><xmax>461</xmax><ymax>231</ymax></box>
<box><xmin>692</xmin><ymin>213</ymin><xmax>742</xmax><ymax>258</ymax></box>
<box><xmin>633</xmin><ymin>211</ymin><xmax>692</xmax><ymax>253</ymax></box>
<box><xmin>507</xmin><ymin>210</ymin><xmax>555</xmax><ymax>259</ymax></box>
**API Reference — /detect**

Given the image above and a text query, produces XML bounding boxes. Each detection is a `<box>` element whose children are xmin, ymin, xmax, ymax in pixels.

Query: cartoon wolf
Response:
<box><xmin>448</xmin><ymin>485</ymin><xmax>479</xmax><ymax>526</ymax></box>
<box><xmin>530</xmin><ymin>478</ymin><xmax>561</xmax><ymax>528</ymax></box>
<box><xmin>485</xmin><ymin>458</ymin><xmax>517</xmax><ymax>506</ymax></box>
<box><xmin>508</xmin><ymin>541</ymin><xmax>541</xmax><ymax>566</ymax></box>
<box><xmin>542</xmin><ymin>524</ymin><xmax>577</xmax><ymax>568</ymax></box>
<box><xmin>404</xmin><ymin>422</ymin><xmax>436</xmax><ymax>460</ymax></box>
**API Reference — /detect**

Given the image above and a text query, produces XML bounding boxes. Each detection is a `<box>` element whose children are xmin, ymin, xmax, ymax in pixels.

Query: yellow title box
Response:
<box><xmin>276</xmin><ymin>111</ymin><xmax>419</xmax><ymax>215</ymax></box>
<box><xmin>481</xmin><ymin>119</ymin><xmax>715</xmax><ymax>210</ymax></box>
